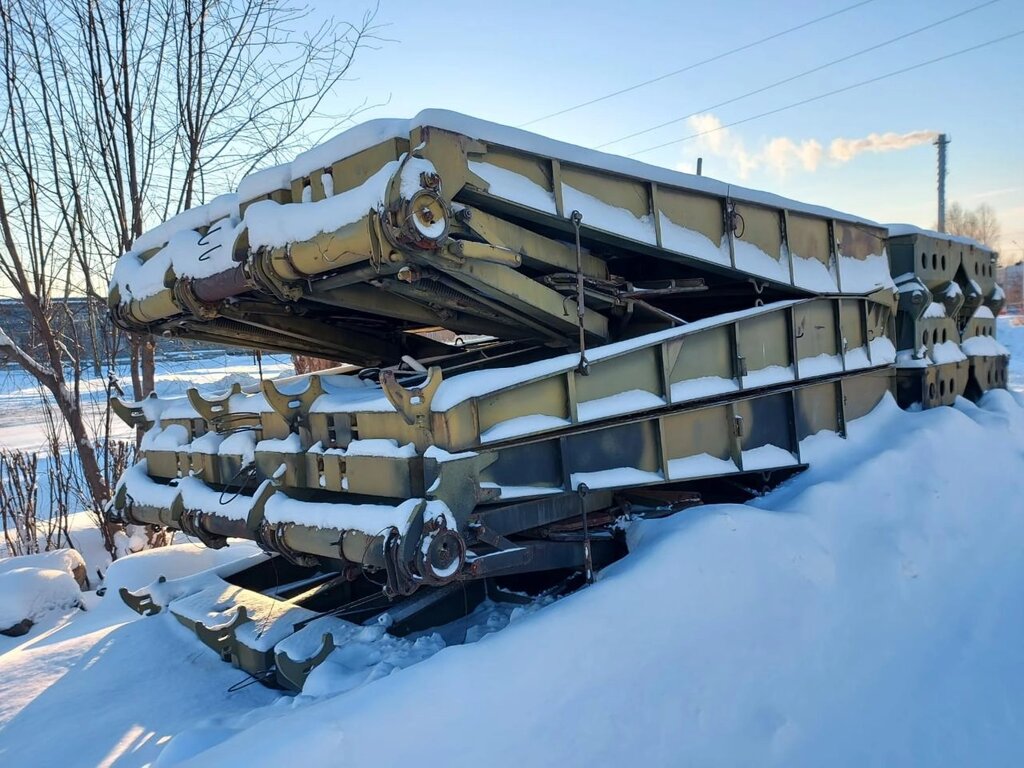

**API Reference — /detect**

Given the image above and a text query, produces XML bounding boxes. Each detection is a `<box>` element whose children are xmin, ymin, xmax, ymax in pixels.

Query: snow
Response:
<box><xmin>838</xmin><ymin>251</ymin><xmax>896</xmax><ymax>293</ymax></box>
<box><xmin>658</xmin><ymin>216</ymin><xmax>731</xmax><ymax>266</ymax></box>
<box><xmin>895</xmin><ymin>350</ymin><xmax>929</xmax><ymax>369</ymax></box>
<box><xmin>262</xmin><ymin>494</ymin><xmax>422</xmax><ymax>535</ymax></box>
<box><xmin>923</xmin><ymin>301</ymin><xmax>947</xmax><ymax>319</ymax></box>
<box><xmin>0</xmin><ymin>567</ymin><xmax>81</xmax><ymax>632</ymax></box>
<box><xmin>154</xmin><ymin>389</ymin><xmax>1024</xmax><ymax>768</ymax></box>
<box><xmin>0</xmin><ymin>549</ymin><xmax>86</xmax><ymax>582</ymax></box>
<box><xmin>2</xmin><ymin>388</ymin><xmax>1024</xmax><ymax>765</ymax></box>
<box><xmin>113</xmin><ymin>216</ymin><xmax>245</xmax><ymax>302</ymax></box>
<box><xmin>279</xmin><ymin>618</ymin><xmax>446</xmax><ymax>697</ymax></box>
<box><xmin>344</xmin><ymin>439</ymin><xmax>417</xmax><ymax>458</ymax></box>
<box><xmin>885</xmin><ymin>222</ymin><xmax>992</xmax><ymax>250</ymax></box>
<box><xmin>999</xmin><ymin>316</ymin><xmax>1024</xmax><ymax>390</ymax></box>
<box><xmin>479</xmin><ymin>482</ymin><xmax>563</xmax><ymax>500</ymax></box>
<box><xmin>102</xmin><ymin>542</ymin><xmax>264</xmax><ymax>597</ymax></box>
<box><xmin>961</xmin><ymin>335</ymin><xmax>1010</xmax><ymax>357</ymax></box>
<box><xmin>931</xmin><ymin>340</ymin><xmax>967</xmax><ymax>365</ymax></box>
<box><xmin>569</xmin><ymin>466</ymin><xmax>663</xmax><ymax>491</ymax></box>
<box><xmin>734</xmin><ymin>238</ymin><xmax>790</xmax><ymax>282</ymax></box>
<box><xmin>255</xmin><ymin>433</ymin><xmax>303</xmax><ymax>454</ymax></box>
<box><xmin>743</xmin><ymin>363</ymin><xmax>795</xmax><ymax>388</ymax></box>
<box><xmin>423</xmin><ymin>445</ymin><xmax>478</xmax><ymax>463</ymax></box>
<box><xmin>843</xmin><ymin>346</ymin><xmax>870</xmax><ymax>369</ymax></box>
<box><xmin>670</xmin><ymin>374</ymin><xmax>740</xmax><ymax>402</ymax></box>
<box><xmin>666</xmin><ymin>452</ymin><xmax>739</xmax><ymax>479</ymax></box>
<box><xmin>178</xmin><ymin>476</ymin><xmax>268</xmax><ymax>524</ymax></box>
<box><xmin>576</xmin><ymin>389</ymin><xmax>665</xmax><ymax>421</ymax></box>
<box><xmin>791</xmin><ymin>254</ymin><xmax>838</xmax><ymax>292</ymax></box>
<box><xmin>562</xmin><ymin>184</ymin><xmax>657</xmax><ymax>244</ymax></box>
<box><xmin>132</xmin><ymin>195</ymin><xmax>239</xmax><ymax>255</ymax></box>
<box><xmin>236</xmin><ymin>163</ymin><xmax>291</xmax><ymax>201</ymax></box>
<box><xmin>467</xmin><ymin>161</ymin><xmax>558</xmax><ymax>214</ymax></box>
<box><xmin>140</xmin><ymin>423</ymin><xmax>190</xmax><ymax>452</ymax></box>
<box><xmin>975</xmin><ymin>305</ymin><xmax>995</xmax><ymax>319</ymax></box>
<box><xmin>245</xmin><ymin>160</ymin><xmax>399</xmax><ymax>249</ymax></box>
<box><xmin>869</xmin><ymin>336</ymin><xmax>897</xmax><ymax>364</ymax></box>
<box><xmin>479</xmin><ymin>414</ymin><xmax>571</xmax><ymax>443</ymax></box>
<box><xmin>119</xmin><ymin>460</ymin><xmax>179</xmax><ymax>509</ymax></box>
<box><xmin>741</xmin><ymin>443</ymin><xmax>798</xmax><ymax>470</ymax></box>
<box><xmin>219</xmin><ymin>431</ymin><xmax>257</xmax><ymax>464</ymax></box>
<box><xmin>797</xmin><ymin>352</ymin><xmax>844</xmax><ymax>377</ymax></box>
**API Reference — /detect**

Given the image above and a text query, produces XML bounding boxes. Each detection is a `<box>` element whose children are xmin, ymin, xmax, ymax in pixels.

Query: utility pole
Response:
<box><xmin>935</xmin><ymin>133</ymin><xmax>950</xmax><ymax>232</ymax></box>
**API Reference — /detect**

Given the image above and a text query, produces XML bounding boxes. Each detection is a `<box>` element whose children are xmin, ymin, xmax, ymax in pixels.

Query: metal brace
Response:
<box><xmin>578</xmin><ymin>482</ymin><xmax>594</xmax><ymax>584</ymax></box>
<box><xmin>382</xmin><ymin>528</ymin><xmax>418</xmax><ymax>598</ymax></box>
<box><xmin>571</xmin><ymin>210</ymin><xmax>590</xmax><ymax>375</ymax></box>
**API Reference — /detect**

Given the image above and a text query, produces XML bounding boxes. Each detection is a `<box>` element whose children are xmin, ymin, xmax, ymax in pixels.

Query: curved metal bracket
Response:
<box><xmin>187</xmin><ymin>382</ymin><xmax>243</xmax><ymax>424</ymax></box>
<box><xmin>380</xmin><ymin>366</ymin><xmax>442</xmax><ymax>428</ymax></box>
<box><xmin>275</xmin><ymin>632</ymin><xmax>337</xmax><ymax>691</ymax></box>
<box><xmin>110</xmin><ymin>392</ymin><xmax>159</xmax><ymax>429</ymax></box>
<box><xmin>261</xmin><ymin>376</ymin><xmax>325</xmax><ymax>428</ymax></box>
<box><xmin>119</xmin><ymin>576</ymin><xmax>167</xmax><ymax>617</ymax></box>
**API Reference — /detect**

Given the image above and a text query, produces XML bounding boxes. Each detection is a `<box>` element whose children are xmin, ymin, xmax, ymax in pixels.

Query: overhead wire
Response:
<box><xmin>596</xmin><ymin>0</ymin><xmax>1001</xmax><ymax>149</ymax></box>
<box><xmin>517</xmin><ymin>0</ymin><xmax>878</xmax><ymax>127</ymax></box>
<box><xmin>626</xmin><ymin>29</ymin><xmax>1024</xmax><ymax>157</ymax></box>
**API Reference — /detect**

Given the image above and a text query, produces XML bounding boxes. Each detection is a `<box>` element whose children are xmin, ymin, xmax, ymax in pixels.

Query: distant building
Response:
<box><xmin>997</xmin><ymin>262</ymin><xmax>1023</xmax><ymax>315</ymax></box>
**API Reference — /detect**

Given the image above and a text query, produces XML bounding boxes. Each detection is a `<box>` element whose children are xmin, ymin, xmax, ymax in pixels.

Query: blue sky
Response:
<box><xmin>314</xmin><ymin>0</ymin><xmax>1024</xmax><ymax>258</ymax></box>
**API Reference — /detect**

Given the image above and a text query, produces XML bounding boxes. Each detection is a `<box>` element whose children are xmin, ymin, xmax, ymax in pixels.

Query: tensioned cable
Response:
<box><xmin>627</xmin><ymin>29</ymin><xmax>1024</xmax><ymax>157</ymax></box>
<box><xmin>517</xmin><ymin>0</ymin><xmax>878</xmax><ymax>127</ymax></box>
<box><xmin>597</xmin><ymin>0</ymin><xmax>1000</xmax><ymax>149</ymax></box>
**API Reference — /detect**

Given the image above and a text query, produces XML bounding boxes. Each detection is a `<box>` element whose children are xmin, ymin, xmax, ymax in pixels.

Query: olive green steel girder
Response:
<box><xmin>115</xmin><ymin>294</ymin><xmax>896</xmax><ymax>486</ymax></box>
<box><xmin>110</xmin><ymin>292</ymin><xmax>897</xmax><ymax>598</ymax></box>
<box><xmin>112</xmin><ymin>366</ymin><xmax>894</xmax><ymax>588</ymax></box>
<box><xmin>109</xmin><ymin>119</ymin><xmax>895</xmax><ymax>362</ymax></box>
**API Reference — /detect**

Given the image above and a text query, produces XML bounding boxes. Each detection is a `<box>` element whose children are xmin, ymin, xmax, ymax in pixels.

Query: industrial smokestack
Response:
<box><xmin>935</xmin><ymin>133</ymin><xmax>950</xmax><ymax>233</ymax></box>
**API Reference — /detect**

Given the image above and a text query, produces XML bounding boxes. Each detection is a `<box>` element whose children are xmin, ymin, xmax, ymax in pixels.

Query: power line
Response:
<box><xmin>628</xmin><ymin>29</ymin><xmax>1024</xmax><ymax>157</ymax></box>
<box><xmin>597</xmin><ymin>0</ymin><xmax>1000</xmax><ymax>150</ymax></box>
<box><xmin>517</xmin><ymin>0</ymin><xmax>878</xmax><ymax>128</ymax></box>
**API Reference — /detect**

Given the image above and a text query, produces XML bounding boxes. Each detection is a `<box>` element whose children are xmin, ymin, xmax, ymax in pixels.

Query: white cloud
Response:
<box><xmin>678</xmin><ymin>114</ymin><xmax>936</xmax><ymax>180</ymax></box>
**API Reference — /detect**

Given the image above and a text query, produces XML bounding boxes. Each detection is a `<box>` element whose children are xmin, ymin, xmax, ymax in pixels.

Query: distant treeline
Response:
<box><xmin>0</xmin><ymin>298</ymin><xmax>227</xmax><ymax>371</ymax></box>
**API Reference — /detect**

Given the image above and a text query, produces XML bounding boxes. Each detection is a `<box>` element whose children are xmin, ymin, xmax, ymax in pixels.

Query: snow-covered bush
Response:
<box><xmin>0</xmin><ymin>567</ymin><xmax>83</xmax><ymax>636</ymax></box>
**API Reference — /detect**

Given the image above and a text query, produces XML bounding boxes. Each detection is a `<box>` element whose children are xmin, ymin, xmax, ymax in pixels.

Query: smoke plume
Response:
<box><xmin>680</xmin><ymin>114</ymin><xmax>938</xmax><ymax>180</ymax></box>
<box><xmin>829</xmin><ymin>130</ymin><xmax>939</xmax><ymax>163</ymax></box>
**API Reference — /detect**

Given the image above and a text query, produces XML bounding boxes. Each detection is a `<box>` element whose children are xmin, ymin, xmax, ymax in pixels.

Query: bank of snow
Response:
<box><xmin>181</xmin><ymin>390</ymin><xmax>1024</xmax><ymax>767</ymax></box>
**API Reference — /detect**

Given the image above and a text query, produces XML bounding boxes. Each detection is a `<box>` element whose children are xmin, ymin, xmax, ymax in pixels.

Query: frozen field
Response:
<box><xmin>0</xmin><ymin>352</ymin><xmax>293</xmax><ymax>452</ymax></box>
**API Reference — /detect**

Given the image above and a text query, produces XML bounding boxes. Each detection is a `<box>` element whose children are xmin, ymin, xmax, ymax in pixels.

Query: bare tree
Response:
<box><xmin>945</xmin><ymin>201</ymin><xmax>1002</xmax><ymax>250</ymax></box>
<box><xmin>0</xmin><ymin>0</ymin><xmax>381</xmax><ymax>558</ymax></box>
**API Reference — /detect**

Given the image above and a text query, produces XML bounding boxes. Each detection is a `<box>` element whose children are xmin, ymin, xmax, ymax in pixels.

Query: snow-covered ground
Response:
<box><xmin>999</xmin><ymin>314</ymin><xmax>1024</xmax><ymax>390</ymax></box>
<box><xmin>0</xmin><ymin>352</ymin><xmax>292</xmax><ymax>452</ymax></box>
<box><xmin>1</xmin><ymin>331</ymin><xmax>1023</xmax><ymax>766</ymax></box>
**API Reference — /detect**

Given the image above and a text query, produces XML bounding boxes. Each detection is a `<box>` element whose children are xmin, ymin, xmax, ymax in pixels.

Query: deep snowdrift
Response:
<box><xmin>1</xmin><ymin>390</ymin><xmax>1023</xmax><ymax>766</ymax></box>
